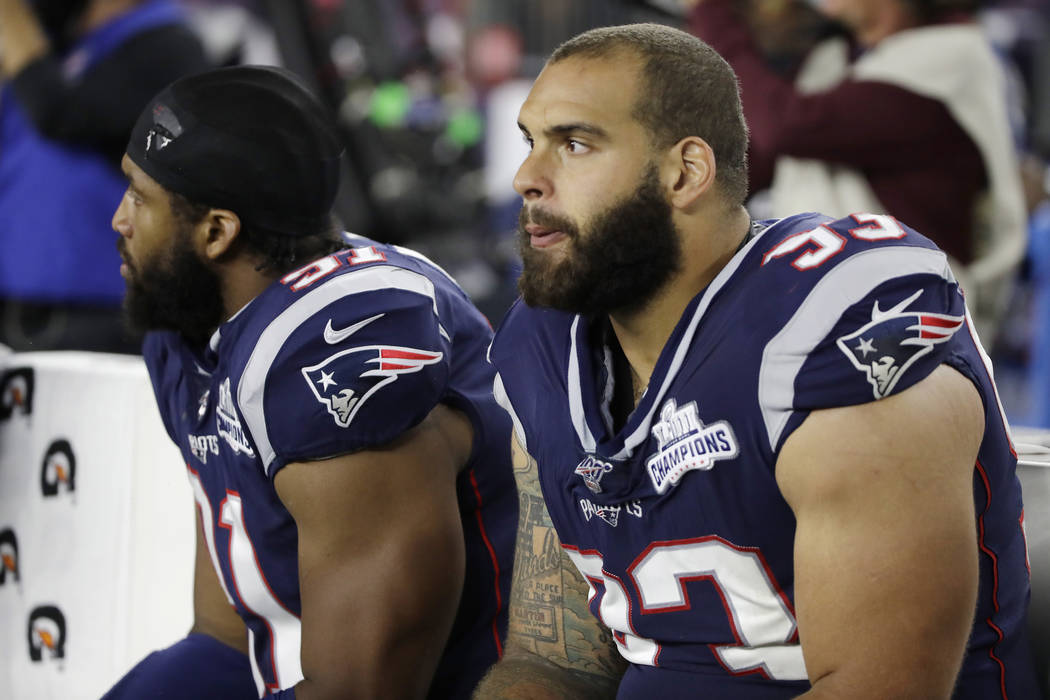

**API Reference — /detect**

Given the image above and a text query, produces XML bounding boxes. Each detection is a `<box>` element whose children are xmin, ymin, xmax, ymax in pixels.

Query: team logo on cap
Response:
<box><xmin>41</xmin><ymin>440</ymin><xmax>76</xmax><ymax>498</ymax></box>
<box><xmin>302</xmin><ymin>345</ymin><xmax>443</xmax><ymax>428</ymax></box>
<box><xmin>0</xmin><ymin>367</ymin><xmax>34</xmax><ymax>420</ymax></box>
<box><xmin>145</xmin><ymin>102</ymin><xmax>183</xmax><ymax>153</ymax></box>
<box><xmin>0</xmin><ymin>528</ymin><xmax>19</xmax><ymax>585</ymax></box>
<box><xmin>146</xmin><ymin>130</ymin><xmax>171</xmax><ymax>151</ymax></box>
<box><xmin>837</xmin><ymin>289</ymin><xmax>965</xmax><ymax>399</ymax></box>
<box><xmin>28</xmin><ymin>606</ymin><xmax>66</xmax><ymax>662</ymax></box>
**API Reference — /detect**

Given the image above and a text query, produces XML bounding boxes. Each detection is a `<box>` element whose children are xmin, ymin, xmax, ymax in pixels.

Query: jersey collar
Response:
<box><xmin>567</xmin><ymin>220</ymin><xmax>776</xmax><ymax>461</ymax></box>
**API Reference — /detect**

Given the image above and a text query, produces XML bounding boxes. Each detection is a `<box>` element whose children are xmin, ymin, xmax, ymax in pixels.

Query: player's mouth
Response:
<box><xmin>525</xmin><ymin>224</ymin><xmax>568</xmax><ymax>248</ymax></box>
<box><xmin>116</xmin><ymin>241</ymin><xmax>133</xmax><ymax>280</ymax></box>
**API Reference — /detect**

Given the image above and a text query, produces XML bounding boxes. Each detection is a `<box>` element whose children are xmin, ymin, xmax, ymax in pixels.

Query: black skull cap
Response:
<box><xmin>126</xmin><ymin>65</ymin><xmax>343</xmax><ymax>236</ymax></box>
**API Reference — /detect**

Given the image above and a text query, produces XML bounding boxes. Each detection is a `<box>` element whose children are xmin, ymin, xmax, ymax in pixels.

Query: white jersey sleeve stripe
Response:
<box><xmin>758</xmin><ymin>246</ymin><xmax>952</xmax><ymax>452</ymax></box>
<box><xmin>392</xmin><ymin>243</ymin><xmax>463</xmax><ymax>290</ymax></box>
<box><xmin>962</xmin><ymin>301</ymin><xmax>1014</xmax><ymax>446</ymax></box>
<box><xmin>567</xmin><ymin>315</ymin><xmax>598</xmax><ymax>453</ymax></box>
<box><xmin>239</xmin><ymin>265</ymin><xmax>441</xmax><ymax>472</ymax></box>
<box><xmin>493</xmin><ymin>371</ymin><xmax>528</xmax><ymax>453</ymax></box>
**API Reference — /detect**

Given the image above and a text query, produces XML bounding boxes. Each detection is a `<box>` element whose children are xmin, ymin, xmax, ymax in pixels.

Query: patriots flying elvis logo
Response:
<box><xmin>836</xmin><ymin>289</ymin><xmax>965</xmax><ymax>399</ymax></box>
<box><xmin>302</xmin><ymin>345</ymin><xmax>443</xmax><ymax>428</ymax></box>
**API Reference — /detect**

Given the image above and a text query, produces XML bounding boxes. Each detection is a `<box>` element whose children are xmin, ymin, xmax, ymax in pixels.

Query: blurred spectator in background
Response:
<box><xmin>0</xmin><ymin>0</ymin><xmax>210</xmax><ymax>353</ymax></box>
<box><xmin>691</xmin><ymin>0</ymin><xmax>1027</xmax><ymax>344</ymax></box>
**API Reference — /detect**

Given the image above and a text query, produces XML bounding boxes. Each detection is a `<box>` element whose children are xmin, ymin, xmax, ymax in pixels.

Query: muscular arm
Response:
<box><xmin>190</xmin><ymin>506</ymin><xmax>250</xmax><ymax>655</ymax></box>
<box><xmin>474</xmin><ymin>437</ymin><xmax>626</xmax><ymax>699</ymax></box>
<box><xmin>274</xmin><ymin>403</ymin><xmax>471</xmax><ymax>700</ymax></box>
<box><xmin>777</xmin><ymin>365</ymin><xmax>983</xmax><ymax>698</ymax></box>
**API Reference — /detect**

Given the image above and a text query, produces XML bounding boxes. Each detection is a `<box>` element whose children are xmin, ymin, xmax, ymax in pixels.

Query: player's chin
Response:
<box><xmin>524</xmin><ymin>244</ymin><xmax>572</xmax><ymax>271</ymax></box>
<box><xmin>519</xmin><ymin>270</ymin><xmax>574</xmax><ymax>309</ymax></box>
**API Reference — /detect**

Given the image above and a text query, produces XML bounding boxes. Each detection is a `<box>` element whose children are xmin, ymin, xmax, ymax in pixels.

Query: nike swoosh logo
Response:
<box><xmin>324</xmin><ymin>313</ymin><xmax>385</xmax><ymax>344</ymax></box>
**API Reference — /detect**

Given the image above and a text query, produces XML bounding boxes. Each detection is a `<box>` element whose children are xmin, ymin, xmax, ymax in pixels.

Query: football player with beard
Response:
<box><xmin>475</xmin><ymin>23</ymin><xmax>1038</xmax><ymax>700</ymax></box>
<box><xmin>101</xmin><ymin>65</ymin><xmax>517</xmax><ymax>699</ymax></box>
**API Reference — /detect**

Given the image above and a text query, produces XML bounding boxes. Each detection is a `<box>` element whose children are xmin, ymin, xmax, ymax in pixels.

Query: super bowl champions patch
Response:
<box><xmin>837</xmin><ymin>289</ymin><xmax>964</xmax><ymax>399</ymax></box>
<box><xmin>646</xmin><ymin>399</ymin><xmax>739</xmax><ymax>495</ymax></box>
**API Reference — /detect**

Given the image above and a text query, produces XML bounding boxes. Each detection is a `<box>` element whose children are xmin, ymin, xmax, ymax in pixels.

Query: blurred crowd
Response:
<box><xmin>1</xmin><ymin>0</ymin><xmax>1049</xmax><ymax>424</ymax></box>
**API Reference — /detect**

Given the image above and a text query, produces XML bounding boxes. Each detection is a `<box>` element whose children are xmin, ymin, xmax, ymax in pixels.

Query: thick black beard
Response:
<box><xmin>516</xmin><ymin>165</ymin><xmax>681</xmax><ymax>317</ymax></box>
<box><xmin>122</xmin><ymin>229</ymin><xmax>225</xmax><ymax>347</ymax></box>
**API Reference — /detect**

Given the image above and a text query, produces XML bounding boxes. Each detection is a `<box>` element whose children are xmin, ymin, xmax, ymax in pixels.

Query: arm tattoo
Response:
<box><xmin>506</xmin><ymin>444</ymin><xmax>625</xmax><ymax>681</ymax></box>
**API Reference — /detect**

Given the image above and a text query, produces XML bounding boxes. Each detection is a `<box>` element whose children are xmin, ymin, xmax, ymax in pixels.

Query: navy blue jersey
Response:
<box><xmin>143</xmin><ymin>234</ymin><xmax>517</xmax><ymax>698</ymax></box>
<box><xmin>489</xmin><ymin>213</ymin><xmax>1039</xmax><ymax>699</ymax></box>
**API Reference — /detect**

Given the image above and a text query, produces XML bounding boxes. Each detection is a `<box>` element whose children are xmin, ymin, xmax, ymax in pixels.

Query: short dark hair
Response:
<box><xmin>168</xmin><ymin>191</ymin><xmax>345</xmax><ymax>276</ymax></box>
<box><xmin>550</xmin><ymin>23</ymin><xmax>749</xmax><ymax>206</ymax></box>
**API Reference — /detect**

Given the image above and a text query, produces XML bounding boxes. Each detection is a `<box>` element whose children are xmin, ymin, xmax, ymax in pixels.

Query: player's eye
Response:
<box><xmin>522</xmin><ymin>134</ymin><xmax>534</xmax><ymax>150</ymax></box>
<box><xmin>565</xmin><ymin>138</ymin><xmax>590</xmax><ymax>154</ymax></box>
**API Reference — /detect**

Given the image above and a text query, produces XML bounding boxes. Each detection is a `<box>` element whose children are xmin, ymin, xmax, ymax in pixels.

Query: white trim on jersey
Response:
<box><xmin>962</xmin><ymin>296</ymin><xmax>1014</xmax><ymax>447</ymax></box>
<box><xmin>247</xmin><ymin>628</ymin><xmax>265</xmax><ymax>697</ymax></box>
<box><xmin>568</xmin><ymin>315</ymin><xmax>596</xmax><ymax>453</ymax></box>
<box><xmin>392</xmin><ymin>243</ymin><xmax>463</xmax><ymax>292</ymax></box>
<box><xmin>598</xmin><ymin>342</ymin><xmax>617</xmax><ymax>436</ymax></box>
<box><xmin>566</xmin><ymin>222</ymin><xmax>775</xmax><ymax>461</ymax></box>
<box><xmin>208</xmin><ymin>296</ymin><xmax>257</xmax><ymax>357</ymax></box>
<box><xmin>344</xmin><ymin>230</ymin><xmax>466</xmax><ymax>301</ymax></box>
<box><xmin>493</xmin><ymin>371</ymin><xmax>528</xmax><ymax>453</ymax></box>
<box><xmin>239</xmin><ymin>265</ymin><xmax>443</xmax><ymax>471</ymax></box>
<box><xmin>757</xmin><ymin>245</ymin><xmax>952</xmax><ymax>451</ymax></box>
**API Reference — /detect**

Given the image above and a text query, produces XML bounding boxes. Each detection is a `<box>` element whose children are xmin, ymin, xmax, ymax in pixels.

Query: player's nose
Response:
<box><xmin>112</xmin><ymin>192</ymin><xmax>132</xmax><ymax>238</ymax></box>
<box><xmin>513</xmin><ymin>150</ymin><xmax>552</xmax><ymax>201</ymax></box>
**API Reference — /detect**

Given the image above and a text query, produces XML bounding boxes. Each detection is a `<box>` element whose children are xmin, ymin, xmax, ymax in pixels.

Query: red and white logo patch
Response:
<box><xmin>837</xmin><ymin>289</ymin><xmax>965</xmax><ymax>399</ymax></box>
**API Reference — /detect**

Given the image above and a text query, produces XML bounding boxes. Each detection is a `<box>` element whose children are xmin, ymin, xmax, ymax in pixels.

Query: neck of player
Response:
<box><xmin>609</xmin><ymin>203</ymin><xmax>751</xmax><ymax>400</ymax></box>
<box><xmin>220</xmin><ymin>258</ymin><xmax>279</xmax><ymax>324</ymax></box>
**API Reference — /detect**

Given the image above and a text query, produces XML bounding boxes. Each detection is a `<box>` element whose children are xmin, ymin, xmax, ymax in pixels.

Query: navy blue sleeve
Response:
<box><xmin>237</xmin><ymin>281</ymin><xmax>453</xmax><ymax>479</ymax></box>
<box><xmin>141</xmin><ymin>331</ymin><xmax>183</xmax><ymax>445</ymax></box>
<box><xmin>793</xmin><ymin>272</ymin><xmax>967</xmax><ymax>409</ymax></box>
<box><xmin>752</xmin><ymin>213</ymin><xmax>966</xmax><ymax>453</ymax></box>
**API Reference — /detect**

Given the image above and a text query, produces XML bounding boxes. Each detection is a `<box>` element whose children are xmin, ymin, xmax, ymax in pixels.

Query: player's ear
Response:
<box><xmin>199</xmin><ymin>209</ymin><xmax>242</xmax><ymax>260</ymax></box>
<box><xmin>666</xmin><ymin>136</ymin><xmax>716</xmax><ymax>209</ymax></box>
